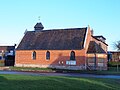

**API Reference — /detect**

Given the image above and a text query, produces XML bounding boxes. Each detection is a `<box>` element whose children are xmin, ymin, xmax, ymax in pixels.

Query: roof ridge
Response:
<box><xmin>44</xmin><ymin>27</ymin><xmax>87</xmax><ymax>31</ymax></box>
<box><xmin>26</xmin><ymin>27</ymin><xmax>87</xmax><ymax>33</ymax></box>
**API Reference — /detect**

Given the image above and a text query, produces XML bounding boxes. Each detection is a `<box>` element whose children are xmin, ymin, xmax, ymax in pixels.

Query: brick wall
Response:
<box><xmin>15</xmin><ymin>50</ymin><xmax>87</xmax><ymax>69</ymax></box>
<box><xmin>87</xmin><ymin>54</ymin><xmax>107</xmax><ymax>70</ymax></box>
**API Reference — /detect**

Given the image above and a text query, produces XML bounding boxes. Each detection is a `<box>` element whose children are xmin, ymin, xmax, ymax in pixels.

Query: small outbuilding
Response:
<box><xmin>0</xmin><ymin>46</ymin><xmax>15</xmax><ymax>66</ymax></box>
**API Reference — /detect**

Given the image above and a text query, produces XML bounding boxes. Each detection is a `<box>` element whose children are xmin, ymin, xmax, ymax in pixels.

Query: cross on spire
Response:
<box><xmin>38</xmin><ymin>16</ymin><xmax>40</xmax><ymax>21</ymax></box>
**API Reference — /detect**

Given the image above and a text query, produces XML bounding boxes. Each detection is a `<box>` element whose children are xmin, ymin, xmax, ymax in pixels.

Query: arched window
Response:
<box><xmin>46</xmin><ymin>51</ymin><xmax>50</xmax><ymax>60</ymax></box>
<box><xmin>70</xmin><ymin>51</ymin><xmax>75</xmax><ymax>60</ymax></box>
<box><xmin>32</xmin><ymin>51</ymin><xmax>36</xmax><ymax>60</ymax></box>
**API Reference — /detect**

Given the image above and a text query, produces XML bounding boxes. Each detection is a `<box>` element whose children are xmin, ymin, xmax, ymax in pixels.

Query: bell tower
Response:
<box><xmin>34</xmin><ymin>22</ymin><xmax>44</xmax><ymax>31</ymax></box>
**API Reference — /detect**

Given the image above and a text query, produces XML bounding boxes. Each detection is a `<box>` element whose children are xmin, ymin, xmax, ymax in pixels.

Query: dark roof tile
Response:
<box><xmin>87</xmin><ymin>41</ymin><xmax>106</xmax><ymax>53</ymax></box>
<box><xmin>17</xmin><ymin>28</ymin><xmax>87</xmax><ymax>50</ymax></box>
<box><xmin>0</xmin><ymin>46</ymin><xmax>15</xmax><ymax>51</ymax></box>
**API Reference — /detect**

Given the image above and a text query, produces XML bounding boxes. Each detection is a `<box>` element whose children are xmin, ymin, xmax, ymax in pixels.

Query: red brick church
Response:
<box><xmin>15</xmin><ymin>22</ymin><xmax>108</xmax><ymax>70</ymax></box>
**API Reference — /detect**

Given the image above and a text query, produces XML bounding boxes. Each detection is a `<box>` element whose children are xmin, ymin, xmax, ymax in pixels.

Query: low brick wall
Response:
<box><xmin>0</xmin><ymin>67</ymin><xmax>9</xmax><ymax>70</ymax></box>
<box><xmin>15</xmin><ymin>64</ymin><xmax>86</xmax><ymax>70</ymax></box>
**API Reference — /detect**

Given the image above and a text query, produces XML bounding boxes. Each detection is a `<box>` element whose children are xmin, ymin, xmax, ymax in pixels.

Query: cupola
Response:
<box><xmin>34</xmin><ymin>22</ymin><xmax>44</xmax><ymax>31</ymax></box>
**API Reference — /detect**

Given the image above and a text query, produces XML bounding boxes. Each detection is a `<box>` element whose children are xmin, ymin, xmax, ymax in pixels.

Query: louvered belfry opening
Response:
<box><xmin>34</xmin><ymin>22</ymin><xmax>44</xmax><ymax>31</ymax></box>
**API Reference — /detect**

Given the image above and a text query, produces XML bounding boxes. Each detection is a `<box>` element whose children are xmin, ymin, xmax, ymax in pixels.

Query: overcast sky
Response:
<box><xmin>0</xmin><ymin>0</ymin><xmax>120</xmax><ymax>51</ymax></box>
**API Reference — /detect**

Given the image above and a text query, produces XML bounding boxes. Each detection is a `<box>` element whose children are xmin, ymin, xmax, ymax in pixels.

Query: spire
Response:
<box><xmin>34</xmin><ymin>16</ymin><xmax>44</xmax><ymax>31</ymax></box>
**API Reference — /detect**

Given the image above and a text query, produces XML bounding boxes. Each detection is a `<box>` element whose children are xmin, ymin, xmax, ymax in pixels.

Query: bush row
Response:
<box><xmin>108</xmin><ymin>61</ymin><xmax>120</xmax><ymax>67</ymax></box>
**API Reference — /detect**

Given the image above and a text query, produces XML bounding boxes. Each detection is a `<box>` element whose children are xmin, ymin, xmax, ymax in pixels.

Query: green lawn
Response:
<box><xmin>9</xmin><ymin>66</ymin><xmax>120</xmax><ymax>75</ymax></box>
<box><xmin>0</xmin><ymin>74</ymin><xmax>120</xmax><ymax>90</ymax></box>
<box><xmin>9</xmin><ymin>66</ymin><xmax>52</xmax><ymax>71</ymax></box>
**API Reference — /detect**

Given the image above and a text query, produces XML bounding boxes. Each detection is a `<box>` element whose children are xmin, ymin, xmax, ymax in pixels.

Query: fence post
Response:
<box><xmin>117</xmin><ymin>64</ymin><xmax>119</xmax><ymax>72</ymax></box>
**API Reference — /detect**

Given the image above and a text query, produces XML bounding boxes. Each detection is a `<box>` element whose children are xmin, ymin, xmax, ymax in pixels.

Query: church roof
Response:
<box><xmin>87</xmin><ymin>41</ymin><xmax>106</xmax><ymax>53</ymax></box>
<box><xmin>16</xmin><ymin>28</ymin><xmax>87</xmax><ymax>50</ymax></box>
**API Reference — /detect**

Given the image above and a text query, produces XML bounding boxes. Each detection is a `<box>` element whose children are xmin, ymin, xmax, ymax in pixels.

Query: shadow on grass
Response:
<box><xmin>0</xmin><ymin>74</ymin><xmax>120</xmax><ymax>90</ymax></box>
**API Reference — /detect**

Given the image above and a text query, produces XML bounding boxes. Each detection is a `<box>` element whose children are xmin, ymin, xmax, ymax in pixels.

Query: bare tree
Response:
<box><xmin>114</xmin><ymin>41</ymin><xmax>120</xmax><ymax>51</ymax></box>
<box><xmin>113</xmin><ymin>41</ymin><xmax>120</xmax><ymax>71</ymax></box>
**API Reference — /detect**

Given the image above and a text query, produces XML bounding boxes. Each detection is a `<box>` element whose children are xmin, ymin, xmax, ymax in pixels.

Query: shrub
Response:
<box><xmin>0</xmin><ymin>60</ymin><xmax>4</xmax><ymax>63</ymax></box>
<box><xmin>108</xmin><ymin>61</ymin><xmax>120</xmax><ymax>67</ymax></box>
<box><xmin>0</xmin><ymin>60</ymin><xmax>5</xmax><ymax>66</ymax></box>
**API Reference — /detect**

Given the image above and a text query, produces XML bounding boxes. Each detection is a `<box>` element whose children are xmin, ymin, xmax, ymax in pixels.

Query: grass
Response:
<box><xmin>8</xmin><ymin>66</ymin><xmax>120</xmax><ymax>75</ymax></box>
<box><xmin>0</xmin><ymin>74</ymin><xmax>120</xmax><ymax>90</ymax></box>
<box><xmin>73</xmin><ymin>67</ymin><xmax>120</xmax><ymax>75</ymax></box>
<box><xmin>78</xmin><ymin>70</ymin><xmax>120</xmax><ymax>75</ymax></box>
<box><xmin>9</xmin><ymin>66</ymin><xmax>53</xmax><ymax>71</ymax></box>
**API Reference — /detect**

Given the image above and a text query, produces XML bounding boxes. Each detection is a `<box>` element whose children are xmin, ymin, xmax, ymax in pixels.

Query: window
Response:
<box><xmin>32</xmin><ymin>51</ymin><xmax>36</xmax><ymax>60</ymax></box>
<box><xmin>98</xmin><ymin>58</ymin><xmax>104</xmax><ymax>63</ymax></box>
<box><xmin>70</xmin><ymin>51</ymin><xmax>75</xmax><ymax>60</ymax></box>
<box><xmin>46</xmin><ymin>51</ymin><xmax>50</xmax><ymax>60</ymax></box>
<box><xmin>88</xmin><ymin>57</ymin><xmax>95</xmax><ymax>63</ymax></box>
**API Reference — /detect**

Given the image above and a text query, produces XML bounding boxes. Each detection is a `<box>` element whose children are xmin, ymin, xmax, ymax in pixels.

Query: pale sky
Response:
<box><xmin>0</xmin><ymin>0</ymin><xmax>120</xmax><ymax>51</ymax></box>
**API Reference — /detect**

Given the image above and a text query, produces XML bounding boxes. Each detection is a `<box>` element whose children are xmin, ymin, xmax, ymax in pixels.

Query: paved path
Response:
<box><xmin>0</xmin><ymin>71</ymin><xmax>120</xmax><ymax>79</ymax></box>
